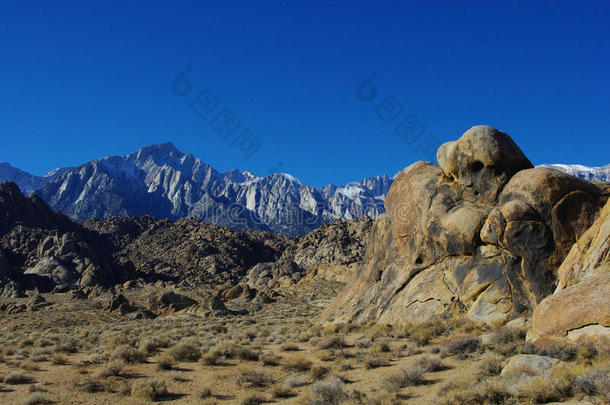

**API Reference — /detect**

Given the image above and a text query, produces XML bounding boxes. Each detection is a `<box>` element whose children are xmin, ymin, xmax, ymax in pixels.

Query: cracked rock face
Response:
<box><xmin>527</xmin><ymin>198</ymin><xmax>610</xmax><ymax>347</ymax></box>
<box><xmin>322</xmin><ymin>126</ymin><xmax>608</xmax><ymax>326</ymax></box>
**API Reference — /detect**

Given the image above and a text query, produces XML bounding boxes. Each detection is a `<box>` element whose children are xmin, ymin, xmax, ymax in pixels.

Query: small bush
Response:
<box><xmin>131</xmin><ymin>380</ymin><xmax>168</xmax><ymax>401</ymax></box>
<box><xmin>113</xmin><ymin>345</ymin><xmax>146</xmax><ymax>364</ymax></box>
<box><xmin>382</xmin><ymin>365</ymin><xmax>425</xmax><ymax>392</ymax></box>
<box><xmin>310</xmin><ymin>365</ymin><xmax>330</xmax><ymax>381</ymax></box>
<box><xmin>261</xmin><ymin>353</ymin><xmax>281</xmax><ymax>366</ymax></box>
<box><xmin>50</xmin><ymin>352</ymin><xmax>68</xmax><ymax>365</ymax></box>
<box><xmin>283</xmin><ymin>356</ymin><xmax>312</xmax><ymax>372</ymax></box>
<box><xmin>4</xmin><ymin>372</ymin><xmax>33</xmax><ymax>385</ymax></box>
<box><xmin>235</xmin><ymin>346</ymin><xmax>260</xmax><ymax>361</ymax></box>
<box><xmin>307</xmin><ymin>377</ymin><xmax>348</xmax><ymax>404</ymax></box>
<box><xmin>415</xmin><ymin>355</ymin><xmax>445</xmax><ymax>372</ymax></box>
<box><xmin>513</xmin><ymin>375</ymin><xmax>572</xmax><ymax>403</ymax></box>
<box><xmin>478</xmin><ymin>353</ymin><xmax>503</xmax><ymax>377</ymax></box>
<box><xmin>286</xmin><ymin>374</ymin><xmax>309</xmax><ymax>388</ymax></box>
<box><xmin>364</xmin><ymin>355</ymin><xmax>391</xmax><ymax>369</ymax></box>
<box><xmin>199</xmin><ymin>386</ymin><xmax>212</xmax><ymax>398</ymax></box>
<box><xmin>281</xmin><ymin>343</ymin><xmax>300</xmax><ymax>351</ymax></box>
<box><xmin>371</xmin><ymin>340</ymin><xmax>391</xmax><ymax>353</ymax></box>
<box><xmin>200</xmin><ymin>351</ymin><xmax>225</xmax><ymax>366</ymax></box>
<box><xmin>240</xmin><ymin>393</ymin><xmax>266</xmax><ymax>405</ymax></box>
<box><xmin>235</xmin><ymin>370</ymin><xmax>274</xmax><ymax>387</ymax></box>
<box><xmin>23</xmin><ymin>393</ymin><xmax>46</xmax><ymax>405</ymax></box>
<box><xmin>272</xmin><ymin>384</ymin><xmax>295</xmax><ymax>398</ymax></box>
<box><xmin>156</xmin><ymin>355</ymin><xmax>175</xmax><ymax>371</ymax></box>
<box><xmin>76</xmin><ymin>378</ymin><xmax>105</xmax><ymax>393</ymax></box>
<box><xmin>316</xmin><ymin>335</ymin><xmax>347</xmax><ymax>350</ymax></box>
<box><xmin>167</xmin><ymin>342</ymin><xmax>201</xmax><ymax>362</ymax></box>
<box><xmin>443</xmin><ymin>337</ymin><xmax>480</xmax><ymax>355</ymax></box>
<box><xmin>98</xmin><ymin>361</ymin><xmax>123</xmax><ymax>378</ymax></box>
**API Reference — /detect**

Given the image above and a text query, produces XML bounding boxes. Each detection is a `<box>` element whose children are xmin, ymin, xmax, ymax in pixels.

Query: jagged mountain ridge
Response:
<box><xmin>1</xmin><ymin>143</ymin><xmax>605</xmax><ymax>235</ymax></box>
<box><xmin>1</xmin><ymin>143</ymin><xmax>390</xmax><ymax>235</ymax></box>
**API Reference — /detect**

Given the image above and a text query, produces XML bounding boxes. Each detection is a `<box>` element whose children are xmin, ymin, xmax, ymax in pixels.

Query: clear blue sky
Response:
<box><xmin>1</xmin><ymin>1</ymin><xmax>609</xmax><ymax>187</ymax></box>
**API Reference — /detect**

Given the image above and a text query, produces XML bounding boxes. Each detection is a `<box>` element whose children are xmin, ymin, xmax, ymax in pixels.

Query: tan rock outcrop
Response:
<box><xmin>528</xmin><ymin>199</ymin><xmax>610</xmax><ymax>346</ymax></box>
<box><xmin>322</xmin><ymin>126</ymin><xmax>608</xmax><ymax>326</ymax></box>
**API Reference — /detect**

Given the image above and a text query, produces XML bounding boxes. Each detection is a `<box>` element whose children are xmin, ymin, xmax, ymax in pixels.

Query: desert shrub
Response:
<box><xmin>139</xmin><ymin>339</ymin><xmax>159</xmax><ymax>354</ymax></box>
<box><xmin>364</xmin><ymin>354</ymin><xmax>391</xmax><ymax>369</ymax></box>
<box><xmin>513</xmin><ymin>375</ymin><xmax>572</xmax><ymax>403</ymax></box>
<box><xmin>443</xmin><ymin>336</ymin><xmax>481</xmax><ymax>356</ymax></box>
<box><xmin>438</xmin><ymin>377</ymin><xmax>509</xmax><ymax>405</ymax></box>
<box><xmin>199</xmin><ymin>386</ymin><xmax>212</xmax><ymax>398</ymax></box>
<box><xmin>261</xmin><ymin>353</ymin><xmax>281</xmax><ymax>366</ymax></box>
<box><xmin>383</xmin><ymin>365</ymin><xmax>425</xmax><ymax>392</ymax></box>
<box><xmin>200</xmin><ymin>351</ymin><xmax>225</xmax><ymax>366</ymax></box>
<box><xmin>76</xmin><ymin>378</ymin><xmax>105</xmax><ymax>393</ymax></box>
<box><xmin>272</xmin><ymin>384</ymin><xmax>295</xmax><ymax>398</ymax></box>
<box><xmin>355</xmin><ymin>337</ymin><xmax>372</xmax><ymax>348</ymax></box>
<box><xmin>316</xmin><ymin>335</ymin><xmax>347</xmax><ymax>350</ymax></box>
<box><xmin>240</xmin><ymin>393</ymin><xmax>266</xmax><ymax>405</ymax></box>
<box><xmin>23</xmin><ymin>392</ymin><xmax>46</xmax><ymax>405</ymax></box>
<box><xmin>493</xmin><ymin>327</ymin><xmax>526</xmax><ymax>345</ymax></box>
<box><xmin>573</xmin><ymin>370</ymin><xmax>610</xmax><ymax>399</ymax></box>
<box><xmin>371</xmin><ymin>339</ymin><xmax>391</xmax><ymax>353</ymax></box>
<box><xmin>235</xmin><ymin>346</ymin><xmax>260</xmax><ymax>361</ymax></box>
<box><xmin>286</xmin><ymin>374</ymin><xmax>309</xmax><ymax>388</ymax></box>
<box><xmin>235</xmin><ymin>370</ymin><xmax>274</xmax><ymax>387</ymax></box>
<box><xmin>50</xmin><ymin>352</ymin><xmax>68</xmax><ymax>365</ymax></box>
<box><xmin>281</xmin><ymin>342</ymin><xmax>300</xmax><ymax>351</ymax></box>
<box><xmin>113</xmin><ymin>345</ymin><xmax>146</xmax><ymax>364</ymax></box>
<box><xmin>98</xmin><ymin>361</ymin><xmax>124</xmax><ymax>378</ymax></box>
<box><xmin>414</xmin><ymin>355</ymin><xmax>445</xmax><ymax>372</ymax></box>
<box><xmin>310</xmin><ymin>365</ymin><xmax>330</xmax><ymax>381</ymax></box>
<box><xmin>54</xmin><ymin>338</ymin><xmax>79</xmax><ymax>354</ymax></box>
<box><xmin>156</xmin><ymin>355</ymin><xmax>175</xmax><ymax>370</ymax></box>
<box><xmin>4</xmin><ymin>372</ymin><xmax>33</xmax><ymax>384</ymax></box>
<box><xmin>131</xmin><ymin>380</ymin><xmax>168</xmax><ymax>401</ymax></box>
<box><xmin>167</xmin><ymin>342</ymin><xmax>201</xmax><ymax>362</ymax></box>
<box><xmin>306</xmin><ymin>377</ymin><xmax>349</xmax><ymax>404</ymax></box>
<box><xmin>20</xmin><ymin>360</ymin><xmax>40</xmax><ymax>371</ymax></box>
<box><xmin>283</xmin><ymin>356</ymin><xmax>312</xmax><ymax>372</ymax></box>
<box><xmin>478</xmin><ymin>353</ymin><xmax>504</xmax><ymax>377</ymax></box>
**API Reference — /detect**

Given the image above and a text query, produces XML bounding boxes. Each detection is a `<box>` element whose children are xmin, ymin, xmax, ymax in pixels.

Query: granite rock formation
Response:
<box><xmin>322</xmin><ymin>126</ymin><xmax>609</xmax><ymax>326</ymax></box>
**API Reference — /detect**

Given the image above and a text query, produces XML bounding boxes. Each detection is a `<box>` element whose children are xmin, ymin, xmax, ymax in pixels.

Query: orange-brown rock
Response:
<box><xmin>322</xmin><ymin>126</ymin><xmax>608</xmax><ymax>326</ymax></box>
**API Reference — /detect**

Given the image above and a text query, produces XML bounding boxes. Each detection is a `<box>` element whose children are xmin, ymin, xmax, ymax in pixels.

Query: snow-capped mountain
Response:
<box><xmin>1</xmin><ymin>145</ymin><xmax>605</xmax><ymax>235</ymax></box>
<box><xmin>538</xmin><ymin>164</ymin><xmax>610</xmax><ymax>182</ymax></box>
<box><xmin>1</xmin><ymin>143</ymin><xmax>390</xmax><ymax>235</ymax></box>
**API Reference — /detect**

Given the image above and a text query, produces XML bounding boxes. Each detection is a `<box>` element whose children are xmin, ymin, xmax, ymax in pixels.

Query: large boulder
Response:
<box><xmin>527</xmin><ymin>199</ymin><xmax>610</xmax><ymax>347</ymax></box>
<box><xmin>322</xmin><ymin>126</ymin><xmax>608</xmax><ymax>326</ymax></box>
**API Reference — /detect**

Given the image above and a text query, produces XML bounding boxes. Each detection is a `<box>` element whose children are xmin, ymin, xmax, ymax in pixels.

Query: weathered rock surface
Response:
<box><xmin>0</xmin><ymin>181</ymin><xmax>123</xmax><ymax>291</ymax></box>
<box><xmin>322</xmin><ymin>126</ymin><xmax>609</xmax><ymax>326</ymax></box>
<box><xmin>501</xmin><ymin>354</ymin><xmax>558</xmax><ymax>377</ymax></box>
<box><xmin>245</xmin><ymin>216</ymin><xmax>372</xmax><ymax>288</ymax></box>
<box><xmin>528</xmin><ymin>199</ymin><xmax>610</xmax><ymax>346</ymax></box>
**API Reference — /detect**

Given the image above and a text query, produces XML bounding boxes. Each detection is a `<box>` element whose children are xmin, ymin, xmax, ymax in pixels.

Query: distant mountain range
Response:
<box><xmin>0</xmin><ymin>144</ymin><xmax>607</xmax><ymax>235</ymax></box>
<box><xmin>0</xmin><ymin>143</ymin><xmax>390</xmax><ymax>235</ymax></box>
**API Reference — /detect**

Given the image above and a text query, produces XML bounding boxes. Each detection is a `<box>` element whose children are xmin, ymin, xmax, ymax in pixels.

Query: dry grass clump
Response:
<box><xmin>283</xmin><ymin>356</ymin><xmax>313</xmax><ymax>372</ymax></box>
<box><xmin>20</xmin><ymin>360</ymin><xmax>40</xmax><ymax>371</ymax></box>
<box><xmin>113</xmin><ymin>345</ymin><xmax>147</xmax><ymax>363</ymax></box>
<box><xmin>261</xmin><ymin>352</ymin><xmax>281</xmax><ymax>366</ymax></box>
<box><xmin>300</xmin><ymin>377</ymin><xmax>349</xmax><ymax>404</ymax></box>
<box><xmin>364</xmin><ymin>354</ymin><xmax>391</xmax><ymax>369</ymax></box>
<box><xmin>442</xmin><ymin>336</ymin><xmax>481</xmax><ymax>356</ymax></box>
<box><xmin>131</xmin><ymin>380</ymin><xmax>168</xmax><ymax>401</ymax></box>
<box><xmin>438</xmin><ymin>376</ymin><xmax>510</xmax><ymax>405</ymax></box>
<box><xmin>50</xmin><ymin>352</ymin><xmax>68</xmax><ymax>365</ymax></box>
<box><xmin>381</xmin><ymin>365</ymin><xmax>426</xmax><ymax>393</ymax></box>
<box><xmin>573</xmin><ymin>369</ymin><xmax>610</xmax><ymax>400</ymax></box>
<box><xmin>156</xmin><ymin>354</ymin><xmax>175</xmax><ymax>370</ymax></box>
<box><xmin>477</xmin><ymin>353</ymin><xmax>504</xmax><ymax>377</ymax></box>
<box><xmin>235</xmin><ymin>370</ymin><xmax>274</xmax><ymax>387</ymax></box>
<box><xmin>310</xmin><ymin>365</ymin><xmax>330</xmax><ymax>381</ymax></box>
<box><xmin>512</xmin><ymin>375</ymin><xmax>572</xmax><ymax>403</ymax></box>
<box><xmin>167</xmin><ymin>342</ymin><xmax>201</xmax><ymax>362</ymax></box>
<box><xmin>286</xmin><ymin>374</ymin><xmax>310</xmax><ymax>388</ymax></box>
<box><xmin>4</xmin><ymin>372</ymin><xmax>33</xmax><ymax>384</ymax></box>
<box><xmin>316</xmin><ymin>335</ymin><xmax>347</xmax><ymax>350</ymax></box>
<box><xmin>198</xmin><ymin>386</ymin><xmax>212</xmax><ymax>398</ymax></box>
<box><xmin>272</xmin><ymin>384</ymin><xmax>295</xmax><ymax>398</ymax></box>
<box><xmin>281</xmin><ymin>342</ymin><xmax>300</xmax><ymax>351</ymax></box>
<box><xmin>74</xmin><ymin>378</ymin><xmax>106</xmax><ymax>393</ymax></box>
<box><xmin>23</xmin><ymin>392</ymin><xmax>47</xmax><ymax>405</ymax></box>
<box><xmin>414</xmin><ymin>355</ymin><xmax>446</xmax><ymax>372</ymax></box>
<box><xmin>240</xmin><ymin>393</ymin><xmax>266</xmax><ymax>405</ymax></box>
<box><xmin>98</xmin><ymin>361</ymin><xmax>124</xmax><ymax>378</ymax></box>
